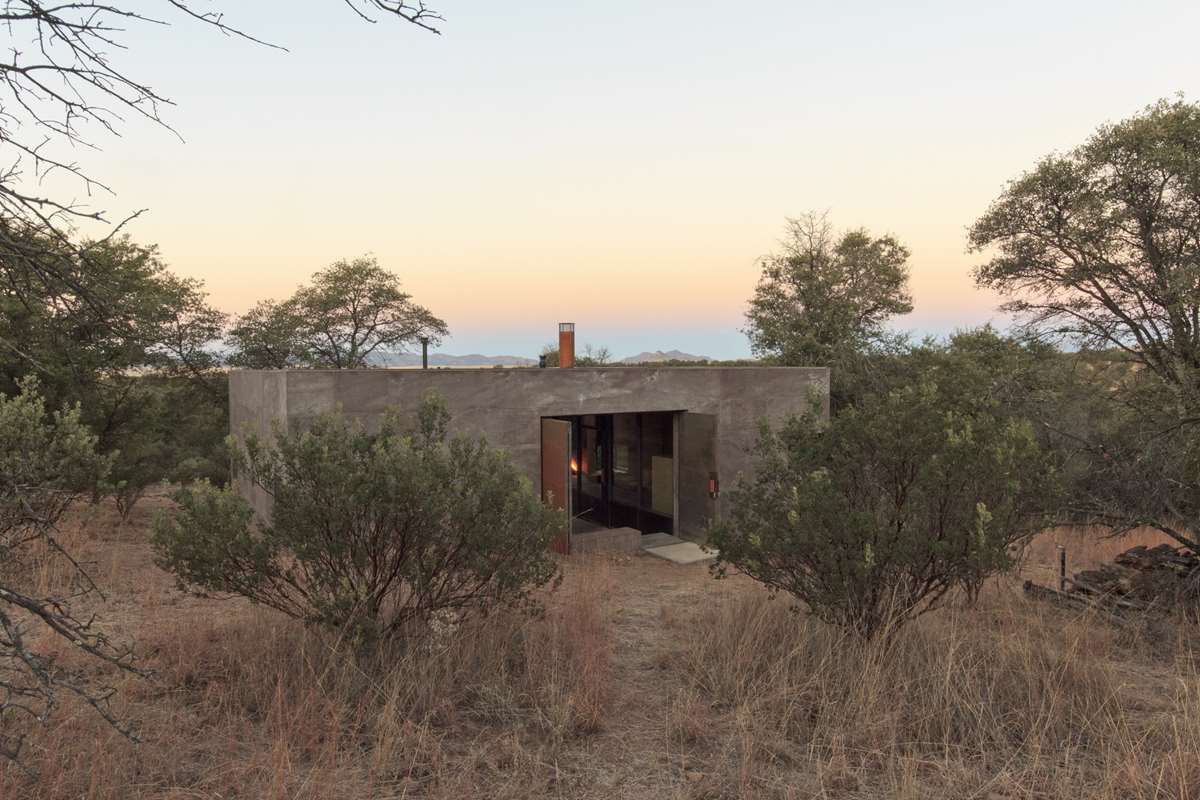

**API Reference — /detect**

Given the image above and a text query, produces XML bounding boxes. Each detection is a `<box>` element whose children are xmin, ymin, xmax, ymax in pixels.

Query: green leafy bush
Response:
<box><xmin>1</xmin><ymin>378</ymin><xmax>140</xmax><ymax>761</ymax></box>
<box><xmin>100</xmin><ymin>374</ymin><xmax>230</xmax><ymax>518</ymax></box>
<box><xmin>1</xmin><ymin>234</ymin><xmax>229</xmax><ymax>516</ymax></box>
<box><xmin>710</xmin><ymin>380</ymin><xmax>1057</xmax><ymax>638</ymax></box>
<box><xmin>1</xmin><ymin>378</ymin><xmax>108</xmax><ymax>537</ymax></box>
<box><xmin>153</xmin><ymin>395</ymin><xmax>561</xmax><ymax>644</ymax></box>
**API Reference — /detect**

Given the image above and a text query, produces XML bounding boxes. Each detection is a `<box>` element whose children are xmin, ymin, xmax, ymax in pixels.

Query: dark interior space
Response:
<box><xmin>559</xmin><ymin>411</ymin><xmax>675</xmax><ymax>535</ymax></box>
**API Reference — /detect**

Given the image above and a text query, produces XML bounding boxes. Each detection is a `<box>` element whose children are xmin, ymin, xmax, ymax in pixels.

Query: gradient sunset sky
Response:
<box><xmin>83</xmin><ymin>0</ymin><xmax>1200</xmax><ymax>358</ymax></box>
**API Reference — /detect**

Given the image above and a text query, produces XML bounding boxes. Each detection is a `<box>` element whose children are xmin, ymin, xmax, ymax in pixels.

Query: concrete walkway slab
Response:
<box><xmin>643</xmin><ymin>541</ymin><xmax>717</xmax><ymax>565</ymax></box>
<box><xmin>640</xmin><ymin>532</ymin><xmax>683</xmax><ymax>549</ymax></box>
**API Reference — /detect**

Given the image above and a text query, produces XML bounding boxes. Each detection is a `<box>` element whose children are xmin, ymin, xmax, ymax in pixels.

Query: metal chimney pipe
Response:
<box><xmin>558</xmin><ymin>323</ymin><xmax>575</xmax><ymax>368</ymax></box>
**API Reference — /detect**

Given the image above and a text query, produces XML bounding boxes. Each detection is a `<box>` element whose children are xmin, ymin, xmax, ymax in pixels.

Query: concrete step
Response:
<box><xmin>643</xmin><ymin>541</ymin><xmax>718</xmax><ymax>565</ymax></box>
<box><xmin>640</xmin><ymin>532</ymin><xmax>683</xmax><ymax>549</ymax></box>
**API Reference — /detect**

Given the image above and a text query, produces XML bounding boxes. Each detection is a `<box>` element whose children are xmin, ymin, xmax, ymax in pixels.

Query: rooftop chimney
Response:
<box><xmin>558</xmin><ymin>322</ymin><xmax>575</xmax><ymax>368</ymax></box>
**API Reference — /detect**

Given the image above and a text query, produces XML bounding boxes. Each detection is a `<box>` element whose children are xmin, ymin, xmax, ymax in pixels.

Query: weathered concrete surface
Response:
<box><xmin>229</xmin><ymin>366</ymin><xmax>829</xmax><ymax>535</ymax></box>
<box><xmin>644</xmin><ymin>541</ymin><xmax>718</xmax><ymax>565</ymax></box>
<box><xmin>677</xmin><ymin>412</ymin><xmax>719</xmax><ymax>538</ymax></box>
<box><xmin>227</xmin><ymin>370</ymin><xmax>287</xmax><ymax>520</ymax></box>
<box><xmin>640</xmin><ymin>532</ymin><xmax>684</xmax><ymax>549</ymax></box>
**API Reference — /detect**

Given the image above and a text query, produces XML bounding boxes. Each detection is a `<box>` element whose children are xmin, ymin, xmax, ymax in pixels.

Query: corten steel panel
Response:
<box><xmin>230</xmin><ymin>366</ymin><xmax>831</xmax><ymax>528</ymax></box>
<box><xmin>558</xmin><ymin>329</ymin><xmax>575</xmax><ymax>368</ymax></box>
<box><xmin>677</xmin><ymin>412</ymin><xmax>719</xmax><ymax>538</ymax></box>
<box><xmin>541</xmin><ymin>418</ymin><xmax>571</xmax><ymax>554</ymax></box>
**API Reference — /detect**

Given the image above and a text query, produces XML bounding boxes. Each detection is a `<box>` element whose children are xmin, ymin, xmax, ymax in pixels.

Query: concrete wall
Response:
<box><xmin>677</xmin><ymin>412</ymin><xmax>719</xmax><ymax>537</ymax></box>
<box><xmin>228</xmin><ymin>366</ymin><xmax>830</xmax><ymax>535</ymax></box>
<box><xmin>227</xmin><ymin>370</ymin><xmax>288</xmax><ymax>520</ymax></box>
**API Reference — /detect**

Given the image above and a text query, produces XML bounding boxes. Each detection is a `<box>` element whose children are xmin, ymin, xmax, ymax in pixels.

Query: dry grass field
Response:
<box><xmin>3</xmin><ymin>495</ymin><xmax>1199</xmax><ymax>799</ymax></box>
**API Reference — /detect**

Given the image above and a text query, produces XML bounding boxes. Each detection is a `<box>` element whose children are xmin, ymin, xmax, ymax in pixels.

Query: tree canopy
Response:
<box><xmin>1</xmin><ymin>234</ymin><xmax>229</xmax><ymax>513</ymax></box>
<box><xmin>971</xmin><ymin>97</ymin><xmax>1200</xmax><ymax>553</ymax></box>
<box><xmin>224</xmin><ymin>300</ymin><xmax>310</xmax><ymax>370</ymax></box>
<box><xmin>744</xmin><ymin>213</ymin><xmax>913</xmax><ymax>367</ymax></box>
<box><xmin>970</xmin><ymin>97</ymin><xmax>1200</xmax><ymax>407</ymax></box>
<box><xmin>227</xmin><ymin>256</ymin><xmax>449</xmax><ymax>369</ymax></box>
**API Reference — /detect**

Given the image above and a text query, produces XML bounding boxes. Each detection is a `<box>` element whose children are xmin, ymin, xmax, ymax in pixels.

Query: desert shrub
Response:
<box><xmin>0</xmin><ymin>377</ymin><xmax>139</xmax><ymax>761</ymax></box>
<box><xmin>1</xmin><ymin>378</ymin><xmax>108</xmax><ymax>538</ymax></box>
<box><xmin>99</xmin><ymin>374</ymin><xmax>230</xmax><ymax>519</ymax></box>
<box><xmin>1</xmin><ymin>235</ymin><xmax>230</xmax><ymax>518</ymax></box>
<box><xmin>709</xmin><ymin>379</ymin><xmax>1057</xmax><ymax>637</ymax></box>
<box><xmin>153</xmin><ymin>395</ymin><xmax>561</xmax><ymax>643</ymax></box>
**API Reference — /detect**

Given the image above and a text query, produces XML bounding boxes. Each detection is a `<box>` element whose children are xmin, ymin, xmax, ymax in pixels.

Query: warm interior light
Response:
<box><xmin>570</xmin><ymin>456</ymin><xmax>579</xmax><ymax>474</ymax></box>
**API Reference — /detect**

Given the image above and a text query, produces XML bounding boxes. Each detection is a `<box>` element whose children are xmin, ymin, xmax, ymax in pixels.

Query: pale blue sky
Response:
<box><xmin>79</xmin><ymin>0</ymin><xmax>1200</xmax><ymax>358</ymax></box>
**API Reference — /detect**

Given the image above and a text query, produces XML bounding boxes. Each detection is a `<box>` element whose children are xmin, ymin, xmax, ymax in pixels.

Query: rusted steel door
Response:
<box><xmin>541</xmin><ymin>418</ymin><xmax>572</xmax><ymax>554</ymax></box>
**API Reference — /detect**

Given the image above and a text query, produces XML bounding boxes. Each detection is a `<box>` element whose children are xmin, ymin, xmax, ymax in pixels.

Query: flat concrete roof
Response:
<box><xmin>228</xmin><ymin>365</ymin><xmax>820</xmax><ymax>373</ymax></box>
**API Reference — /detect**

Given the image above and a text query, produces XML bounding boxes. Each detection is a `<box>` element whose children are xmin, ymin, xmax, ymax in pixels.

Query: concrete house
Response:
<box><xmin>229</xmin><ymin>324</ymin><xmax>829</xmax><ymax>553</ymax></box>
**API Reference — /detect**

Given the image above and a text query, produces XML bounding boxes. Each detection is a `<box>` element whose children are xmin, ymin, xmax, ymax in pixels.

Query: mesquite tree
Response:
<box><xmin>970</xmin><ymin>98</ymin><xmax>1200</xmax><ymax>552</ymax></box>
<box><xmin>226</xmin><ymin>257</ymin><xmax>449</xmax><ymax>369</ymax></box>
<box><xmin>744</xmin><ymin>212</ymin><xmax>913</xmax><ymax>367</ymax></box>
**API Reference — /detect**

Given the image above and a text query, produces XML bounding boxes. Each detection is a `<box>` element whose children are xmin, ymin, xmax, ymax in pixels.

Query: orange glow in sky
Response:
<box><xmin>72</xmin><ymin>0</ymin><xmax>1199</xmax><ymax>358</ymax></box>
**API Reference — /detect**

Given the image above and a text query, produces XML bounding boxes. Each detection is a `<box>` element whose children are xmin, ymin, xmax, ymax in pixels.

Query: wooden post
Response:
<box><xmin>1057</xmin><ymin>545</ymin><xmax>1067</xmax><ymax>592</ymax></box>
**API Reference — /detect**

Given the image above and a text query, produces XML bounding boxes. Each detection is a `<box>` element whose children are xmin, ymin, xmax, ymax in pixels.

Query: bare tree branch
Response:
<box><xmin>0</xmin><ymin>0</ymin><xmax>440</xmax><ymax>307</ymax></box>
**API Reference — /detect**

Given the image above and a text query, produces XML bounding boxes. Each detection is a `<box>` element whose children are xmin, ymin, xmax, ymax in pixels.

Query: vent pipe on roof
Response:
<box><xmin>558</xmin><ymin>323</ymin><xmax>575</xmax><ymax>368</ymax></box>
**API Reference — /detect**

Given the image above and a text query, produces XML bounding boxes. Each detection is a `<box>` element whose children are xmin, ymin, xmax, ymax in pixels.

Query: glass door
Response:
<box><xmin>558</xmin><ymin>412</ymin><xmax>676</xmax><ymax>535</ymax></box>
<box><xmin>572</xmin><ymin>415</ymin><xmax>610</xmax><ymax>527</ymax></box>
<box><xmin>609</xmin><ymin>412</ymin><xmax>675</xmax><ymax>534</ymax></box>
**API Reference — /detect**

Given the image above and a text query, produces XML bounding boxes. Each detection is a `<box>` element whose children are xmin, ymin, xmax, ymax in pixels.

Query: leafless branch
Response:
<box><xmin>0</xmin><ymin>0</ymin><xmax>440</xmax><ymax>303</ymax></box>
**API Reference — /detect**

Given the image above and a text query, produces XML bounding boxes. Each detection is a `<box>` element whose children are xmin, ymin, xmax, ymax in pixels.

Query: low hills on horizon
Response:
<box><xmin>370</xmin><ymin>349</ymin><xmax>712</xmax><ymax>367</ymax></box>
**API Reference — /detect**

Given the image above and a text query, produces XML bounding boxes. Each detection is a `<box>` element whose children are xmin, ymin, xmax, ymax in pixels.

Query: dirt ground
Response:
<box><xmin>4</xmin><ymin>495</ymin><xmax>1198</xmax><ymax>799</ymax></box>
<box><xmin>5</xmin><ymin>494</ymin><xmax>749</xmax><ymax>798</ymax></box>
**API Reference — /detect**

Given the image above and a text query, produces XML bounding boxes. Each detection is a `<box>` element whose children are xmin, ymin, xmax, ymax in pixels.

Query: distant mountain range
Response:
<box><xmin>369</xmin><ymin>352</ymin><xmax>536</xmax><ymax>367</ymax></box>
<box><xmin>619</xmin><ymin>350</ymin><xmax>710</xmax><ymax>364</ymax></box>
<box><xmin>368</xmin><ymin>349</ymin><xmax>712</xmax><ymax>367</ymax></box>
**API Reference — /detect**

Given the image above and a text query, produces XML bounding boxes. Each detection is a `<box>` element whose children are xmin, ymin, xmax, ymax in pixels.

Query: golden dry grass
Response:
<box><xmin>669</xmin><ymin>586</ymin><xmax>1200</xmax><ymax>798</ymax></box>
<box><xmin>3</xmin><ymin>496</ymin><xmax>1199</xmax><ymax>799</ymax></box>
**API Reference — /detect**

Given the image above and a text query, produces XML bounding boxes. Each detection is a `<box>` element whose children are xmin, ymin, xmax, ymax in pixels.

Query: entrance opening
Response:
<box><xmin>543</xmin><ymin>411</ymin><xmax>677</xmax><ymax>536</ymax></box>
